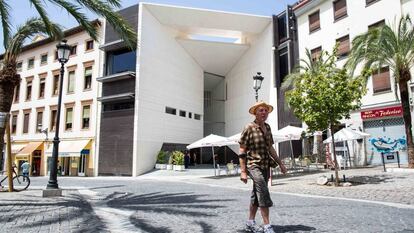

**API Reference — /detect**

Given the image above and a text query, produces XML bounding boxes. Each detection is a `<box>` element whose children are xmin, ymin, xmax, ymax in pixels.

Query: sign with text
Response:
<box><xmin>361</xmin><ymin>106</ymin><xmax>403</xmax><ymax>120</ymax></box>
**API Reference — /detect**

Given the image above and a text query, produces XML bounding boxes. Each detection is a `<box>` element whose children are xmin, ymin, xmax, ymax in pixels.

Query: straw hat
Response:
<box><xmin>248</xmin><ymin>101</ymin><xmax>274</xmax><ymax>115</ymax></box>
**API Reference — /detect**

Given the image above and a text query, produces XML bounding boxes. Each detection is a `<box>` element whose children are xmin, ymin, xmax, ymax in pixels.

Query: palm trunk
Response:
<box><xmin>399</xmin><ymin>69</ymin><xmax>414</xmax><ymax>168</ymax></box>
<box><xmin>0</xmin><ymin>66</ymin><xmax>20</xmax><ymax>165</ymax></box>
<box><xmin>330</xmin><ymin>124</ymin><xmax>340</xmax><ymax>186</ymax></box>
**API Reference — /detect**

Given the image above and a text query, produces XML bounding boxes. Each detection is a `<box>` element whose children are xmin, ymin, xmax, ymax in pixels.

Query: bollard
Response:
<box><xmin>343</xmin><ymin>174</ymin><xmax>346</xmax><ymax>182</ymax></box>
<box><xmin>331</xmin><ymin>174</ymin><xmax>334</xmax><ymax>182</ymax></box>
<box><xmin>397</xmin><ymin>151</ymin><xmax>400</xmax><ymax>168</ymax></box>
<box><xmin>381</xmin><ymin>152</ymin><xmax>386</xmax><ymax>172</ymax></box>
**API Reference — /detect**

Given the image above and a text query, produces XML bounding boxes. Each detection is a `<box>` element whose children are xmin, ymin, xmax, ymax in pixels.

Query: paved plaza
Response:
<box><xmin>1</xmin><ymin>166</ymin><xmax>414</xmax><ymax>232</ymax></box>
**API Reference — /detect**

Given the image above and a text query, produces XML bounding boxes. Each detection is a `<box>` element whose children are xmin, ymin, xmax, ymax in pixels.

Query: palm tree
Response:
<box><xmin>346</xmin><ymin>15</ymin><xmax>414</xmax><ymax>168</ymax></box>
<box><xmin>0</xmin><ymin>18</ymin><xmax>63</xmax><ymax>164</ymax></box>
<box><xmin>0</xmin><ymin>0</ymin><xmax>137</xmax><ymax>49</ymax></box>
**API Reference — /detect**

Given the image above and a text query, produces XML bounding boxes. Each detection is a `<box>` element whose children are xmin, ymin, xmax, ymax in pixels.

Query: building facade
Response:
<box><xmin>294</xmin><ymin>0</ymin><xmax>413</xmax><ymax>165</ymax></box>
<box><xmin>6</xmin><ymin>22</ymin><xmax>102</xmax><ymax>176</ymax></box>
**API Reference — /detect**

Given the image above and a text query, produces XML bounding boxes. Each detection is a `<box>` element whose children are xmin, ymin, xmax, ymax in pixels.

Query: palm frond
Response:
<box><xmin>28</xmin><ymin>0</ymin><xmax>62</xmax><ymax>40</ymax></box>
<box><xmin>4</xmin><ymin>17</ymin><xmax>62</xmax><ymax>64</ymax></box>
<box><xmin>0</xmin><ymin>0</ymin><xmax>12</xmax><ymax>48</ymax></box>
<box><xmin>75</xmin><ymin>0</ymin><xmax>137</xmax><ymax>48</ymax></box>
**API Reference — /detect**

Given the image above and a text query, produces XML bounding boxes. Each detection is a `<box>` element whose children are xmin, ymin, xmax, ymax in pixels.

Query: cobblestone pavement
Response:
<box><xmin>0</xmin><ymin>167</ymin><xmax>413</xmax><ymax>232</ymax></box>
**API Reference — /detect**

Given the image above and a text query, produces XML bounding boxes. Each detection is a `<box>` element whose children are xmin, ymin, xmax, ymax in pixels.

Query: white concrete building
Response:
<box><xmin>96</xmin><ymin>3</ymin><xmax>299</xmax><ymax>176</ymax></box>
<box><xmin>6</xmin><ymin>21</ymin><xmax>102</xmax><ymax>176</ymax></box>
<box><xmin>294</xmin><ymin>0</ymin><xmax>413</xmax><ymax>166</ymax></box>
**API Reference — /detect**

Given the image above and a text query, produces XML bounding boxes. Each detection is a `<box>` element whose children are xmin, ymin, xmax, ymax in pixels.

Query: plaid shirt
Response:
<box><xmin>239</xmin><ymin>121</ymin><xmax>274</xmax><ymax>169</ymax></box>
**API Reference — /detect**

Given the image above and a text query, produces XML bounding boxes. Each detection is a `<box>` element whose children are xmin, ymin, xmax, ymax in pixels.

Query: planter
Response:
<box><xmin>173</xmin><ymin>165</ymin><xmax>185</xmax><ymax>171</ymax></box>
<box><xmin>166</xmin><ymin>164</ymin><xmax>173</xmax><ymax>170</ymax></box>
<box><xmin>155</xmin><ymin>164</ymin><xmax>167</xmax><ymax>169</ymax></box>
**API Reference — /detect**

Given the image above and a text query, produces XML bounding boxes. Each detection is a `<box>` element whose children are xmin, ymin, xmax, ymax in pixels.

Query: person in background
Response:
<box><xmin>21</xmin><ymin>160</ymin><xmax>31</xmax><ymax>181</ymax></box>
<box><xmin>239</xmin><ymin>101</ymin><xmax>287</xmax><ymax>233</ymax></box>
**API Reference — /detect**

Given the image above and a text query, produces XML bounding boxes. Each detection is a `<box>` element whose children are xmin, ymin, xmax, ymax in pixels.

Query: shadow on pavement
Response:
<box><xmin>105</xmin><ymin>191</ymin><xmax>234</xmax><ymax>232</ymax></box>
<box><xmin>348</xmin><ymin>174</ymin><xmax>400</xmax><ymax>185</ymax></box>
<box><xmin>0</xmin><ymin>193</ymin><xmax>108</xmax><ymax>232</ymax></box>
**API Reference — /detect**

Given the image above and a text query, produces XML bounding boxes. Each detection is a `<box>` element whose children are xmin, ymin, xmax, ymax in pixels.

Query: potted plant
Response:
<box><xmin>155</xmin><ymin>150</ymin><xmax>167</xmax><ymax>169</ymax></box>
<box><xmin>172</xmin><ymin>151</ymin><xmax>185</xmax><ymax>171</ymax></box>
<box><xmin>166</xmin><ymin>152</ymin><xmax>174</xmax><ymax>170</ymax></box>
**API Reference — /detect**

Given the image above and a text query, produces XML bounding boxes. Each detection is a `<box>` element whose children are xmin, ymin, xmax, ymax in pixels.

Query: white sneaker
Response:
<box><xmin>263</xmin><ymin>225</ymin><xmax>275</xmax><ymax>233</ymax></box>
<box><xmin>245</xmin><ymin>221</ymin><xmax>263</xmax><ymax>233</ymax></box>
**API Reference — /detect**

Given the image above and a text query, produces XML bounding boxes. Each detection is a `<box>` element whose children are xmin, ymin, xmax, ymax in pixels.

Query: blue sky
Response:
<box><xmin>1</xmin><ymin>0</ymin><xmax>297</xmax><ymax>53</ymax></box>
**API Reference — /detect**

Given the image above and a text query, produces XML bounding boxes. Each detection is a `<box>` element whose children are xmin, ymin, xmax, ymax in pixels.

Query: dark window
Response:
<box><xmin>26</xmin><ymin>80</ymin><xmax>32</xmax><ymax>101</ymax></box>
<box><xmin>54</xmin><ymin>50</ymin><xmax>58</xmax><ymax>60</ymax></box>
<box><xmin>278</xmin><ymin>13</ymin><xmax>287</xmax><ymax>43</ymax></box>
<box><xmin>333</xmin><ymin>0</ymin><xmax>347</xmax><ymax>21</ymax></box>
<box><xmin>368</xmin><ymin>20</ymin><xmax>385</xmax><ymax>31</ymax></box>
<box><xmin>14</xmin><ymin>84</ymin><xmax>20</xmax><ymax>102</ymax></box>
<box><xmin>336</xmin><ymin>35</ymin><xmax>350</xmax><ymax>58</ymax></box>
<box><xmin>23</xmin><ymin>112</ymin><xmax>30</xmax><ymax>133</ymax></box>
<box><xmin>86</xmin><ymin>40</ymin><xmax>94</xmax><ymax>50</ymax></box>
<box><xmin>16</xmin><ymin>61</ymin><xmax>22</xmax><ymax>71</ymax></box>
<box><xmin>50</xmin><ymin>109</ymin><xmax>57</xmax><ymax>131</ymax></box>
<box><xmin>39</xmin><ymin>78</ymin><xmax>45</xmax><ymax>98</ymax></box>
<box><xmin>82</xmin><ymin>105</ymin><xmax>90</xmax><ymax>129</ymax></box>
<box><xmin>179</xmin><ymin>110</ymin><xmax>186</xmax><ymax>117</ymax></box>
<box><xmin>40</xmin><ymin>54</ymin><xmax>48</xmax><ymax>64</ymax></box>
<box><xmin>70</xmin><ymin>45</ymin><xmax>77</xmax><ymax>56</ymax></box>
<box><xmin>65</xmin><ymin>107</ymin><xmax>73</xmax><ymax>130</ymax></box>
<box><xmin>165</xmin><ymin>107</ymin><xmax>176</xmax><ymax>115</ymax></box>
<box><xmin>309</xmin><ymin>11</ymin><xmax>320</xmax><ymax>33</ymax></box>
<box><xmin>188</xmin><ymin>112</ymin><xmax>192</xmax><ymax>118</ymax></box>
<box><xmin>372</xmin><ymin>67</ymin><xmax>391</xmax><ymax>93</ymax></box>
<box><xmin>53</xmin><ymin>74</ymin><xmax>59</xmax><ymax>96</ymax></box>
<box><xmin>28</xmin><ymin>58</ymin><xmax>34</xmax><ymax>69</ymax></box>
<box><xmin>11</xmin><ymin>114</ymin><xmax>17</xmax><ymax>134</ymax></box>
<box><xmin>36</xmin><ymin>111</ymin><xmax>43</xmax><ymax>133</ymax></box>
<box><xmin>366</xmin><ymin>0</ymin><xmax>380</xmax><ymax>6</ymax></box>
<box><xmin>106</xmin><ymin>49</ymin><xmax>136</xmax><ymax>75</ymax></box>
<box><xmin>279</xmin><ymin>47</ymin><xmax>289</xmax><ymax>87</ymax></box>
<box><xmin>311</xmin><ymin>46</ymin><xmax>322</xmax><ymax>61</ymax></box>
<box><xmin>84</xmin><ymin>67</ymin><xmax>92</xmax><ymax>90</ymax></box>
<box><xmin>194</xmin><ymin>114</ymin><xmax>201</xmax><ymax>120</ymax></box>
<box><xmin>103</xmin><ymin>102</ymin><xmax>134</xmax><ymax>112</ymax></box>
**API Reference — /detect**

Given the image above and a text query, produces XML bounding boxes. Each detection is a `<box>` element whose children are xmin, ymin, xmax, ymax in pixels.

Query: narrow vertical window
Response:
<box><xmin>14</xmin><ymin>83</ymin><xmax>20</xmax><ymax>102</ymax></box>
<box><xmin>82</xmin><ymin>105</ymin><xmax>90</xmax><ymax>129</ymax></box>
<box><xmin>372</xmin><ymin>67</ymin><xmax>391</xmax><ymax>93</ymax></box>
<box><xmin>67</xmin><ymin>71</ymin><xmax>75</xmax><ymax>93</ymax></box>
<box><xmin>50</xmin><ymin>109</ymin><xmax>57</xmax><ymax>131</ymax></box>
<box><xmin>11</xmin><ymin>114</ymin><xmax>17</xmax><ymax>134</ymax></box>
<box><xmin>28</xmin><ymin>57</ymin><xmax>34</xmax><ymax>69</ymax></box>
<box><xmin>53</xmin><ymin>74</ymin><xmax>59</xmax><ymax>96</ymax></box>
<box><xmin>333</xmin><ymin>0</ymin><xmax>347</xmax><ymax>21</ymax></box>
<box><xmin>65</xmin><ymin>107</ymin><xmax>73</xmax><ymax>130</ymax></box>
<box><xmin>39</xmin><ymin>77</ymin><xmax>46</xmax><ymax>98</ymax></box>
<box><xmin>86</xmin><ymin>40</ymin><xmax>94</xmax><ymax>51</ymax></box>
<box><xmin>36</xmin><ymin>111</ymin><xmax>43</xmax><ymax>133</ymax></box>
<box><xmin>40</xmin><ymin>53</ymin><xmax>48</xmax><ymax>65</ymax></box>
<box><xmin>336</xmin><ymin>35</ymin><xmax>350</xmax><ymax>58</ymax></box>
<box><xmin>23</xmin><ymin>112</ymin><xmax>30</xmax><ymax>133</ymax></box>
<box><xmin>26</xmin><ymin>80</ymin><xmax>32</xmax><ymax>101</ymax></box>
<box><xmin>309</xmin><ymin>10</ymin><xmax>320</xmax><ymax>33</ymax></box>
<box><xmin>84</xmin><ymin>67</ymin><xmax>92</xmax><ymax>90</ymax></box>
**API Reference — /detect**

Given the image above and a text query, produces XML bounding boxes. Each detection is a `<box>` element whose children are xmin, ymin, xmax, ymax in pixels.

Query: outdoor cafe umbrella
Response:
<box><xmin>273</xmin><ymin>125</ymin><xmax>306</xmax><ymax>168</ymax></box>
<box><xmin>323</xmin><ymin>128</ymin><xmax>370</xmax><ymax>143</ymax></box>
<box><xmin>186</xmin><ymin>134</ymin><xmax>237</xmax><ymax>176</ymax></box>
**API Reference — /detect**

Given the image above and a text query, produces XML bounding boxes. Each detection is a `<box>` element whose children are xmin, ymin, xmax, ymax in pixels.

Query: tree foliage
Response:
<box><xmin>286</xmin><ymin>49</ymin><xmax>367</xmax><ymax>132</ymax></box>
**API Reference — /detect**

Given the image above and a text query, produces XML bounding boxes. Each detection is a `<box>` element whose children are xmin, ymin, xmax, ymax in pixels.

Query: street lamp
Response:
<box><xmin>253</xmin><ymin>72</ymin><xmax>264</xmax><ymax>102</ymax></box>
<box><xmin>46</xmin><ymin>39</ymin><xmax>70</xmax><ymax>189</ymax></box>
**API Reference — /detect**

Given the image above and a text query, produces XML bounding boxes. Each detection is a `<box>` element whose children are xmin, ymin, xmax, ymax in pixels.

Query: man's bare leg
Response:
<box><xmin>260</xmin><ymin>207</ymin><xmax>270</xmax><ymax>225</ymax></box>
<box><xmin>249</xmin><ymin>204</ymin><xmax>258</xmax><ymax>220</ymax></box>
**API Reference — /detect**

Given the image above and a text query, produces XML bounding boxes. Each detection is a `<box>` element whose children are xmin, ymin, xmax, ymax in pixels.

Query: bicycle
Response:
<box><xmin>0</xmin><ymin>165</ymin><xmax>30</xmax><ymax>191</ymax></box>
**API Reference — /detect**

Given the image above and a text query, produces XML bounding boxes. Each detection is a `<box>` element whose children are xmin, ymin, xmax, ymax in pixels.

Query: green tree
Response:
<box><xmin>0</xmin><ymin>0</ymin><xmax>136</xmax><ymax>48</ymax></box>
<box><xmin>286</xmin><ymin>49</ymin><xmax>367</xmax><ymax>186</ymax></box>
<box><xmin>346</xmin><ymin>15</ymin><xmax>414</xmax><ymax>168</ymax></box>
<box><xmin>0</xmin><ymin>18</ymin><xmax>62</xmax><ymax>164</ymax></box>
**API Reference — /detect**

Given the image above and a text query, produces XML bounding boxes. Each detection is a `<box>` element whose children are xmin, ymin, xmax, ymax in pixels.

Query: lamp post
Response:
<box><xmin>253</xmin><ymin>72</ymin><xmax>264</xmax><ymax>102</ymax></box>
<box><xmin>46</xmin><ymin>40</ymin><xmax>70</xmax><ymax>189</ymax></box>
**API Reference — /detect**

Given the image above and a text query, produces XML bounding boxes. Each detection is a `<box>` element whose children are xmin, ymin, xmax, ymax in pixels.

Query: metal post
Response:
<box><xmin>255</xmin><ymin>90</ymin><xmax>258</xmax><ymax>102</ymax></box>
<box><xmin>381</xmin><ymin>152</ymin><xmax>386</xmax><ymax>172</ymax></box>
<box><xmin>47</xmin><ymin>62</ymin><xmax>65</xmax><ymax>189</ymax></box>
<box><xmin>396</xmin><ymin>151</ymin><xmax>400</xmax><ymax>168</ymax></box>
<box><xmin>212</xmin><ymin>146</ymin><xmax>216</xmax><ymax>176</ymax></box>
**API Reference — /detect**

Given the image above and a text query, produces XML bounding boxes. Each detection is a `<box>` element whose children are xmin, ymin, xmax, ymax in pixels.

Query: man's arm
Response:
<box><xmin>269</xmin><ymin>146</ymin><xmax>287</xmax><ymax>174</ymax></box>
<box><xmin>239</xmin><ymin>145</ymin><xmax>248</xmax><ymax>184</ymax></box>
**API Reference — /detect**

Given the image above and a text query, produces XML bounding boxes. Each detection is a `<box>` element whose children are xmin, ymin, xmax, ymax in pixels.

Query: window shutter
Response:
<box><xmin>373</xmin><ymin>67</ymin><xmax>391</xmax><ymax>93</ymax></box>
<box><xmin>309</xmin><ymin>11</ymin><xmax>320</xmax><ymax>32</ymax></box>
<box><xmin>334</xmin><ymin>0</ymin><xmax>347</xmax><ymax>20</ymax></box>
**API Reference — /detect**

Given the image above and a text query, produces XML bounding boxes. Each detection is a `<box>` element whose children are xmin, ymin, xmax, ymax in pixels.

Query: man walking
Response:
<box><xmin>239</xmin><ymin>101</ymin><xmax>287</xmax><ymax>233</ymax></box>
<box><xmin>21</xmin><ymin>160</ymin><xmax>31</xmax><ymax>181</ymax></box>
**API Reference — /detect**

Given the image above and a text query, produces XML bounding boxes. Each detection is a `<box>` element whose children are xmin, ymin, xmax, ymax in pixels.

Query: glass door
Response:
<box><xmin>78</xmin><ymin>154</ymin><xmax>86</xmax><ymax>176</ymax></box>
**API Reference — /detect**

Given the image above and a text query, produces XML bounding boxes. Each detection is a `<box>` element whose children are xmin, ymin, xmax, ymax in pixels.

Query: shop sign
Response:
<box><xmin>361</xmin><ymin>106</ymin><xmax>403</xmax><ymax>120</ymax></box>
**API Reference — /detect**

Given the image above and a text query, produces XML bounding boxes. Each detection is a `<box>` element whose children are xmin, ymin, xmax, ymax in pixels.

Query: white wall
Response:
<box><xmin>225</xmin><ymin>23</ymin><xmax>275</xmax><ymax>136</ymax></box>
<box><xmin>135</xmin><ymin>4</ymin><xmax>204</xmax><ymax>175</ymax></box>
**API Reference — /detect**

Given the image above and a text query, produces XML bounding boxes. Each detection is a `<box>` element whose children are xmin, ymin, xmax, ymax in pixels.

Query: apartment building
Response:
<box><xmin>293</xmin><ymin>0</ymin><xmax>413</xmax><ymax>165</ymax></box>
<box><xmin>7</xmin><ymin>21</ymin><xmax>102</xmax><ymax>176</ymax></box>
